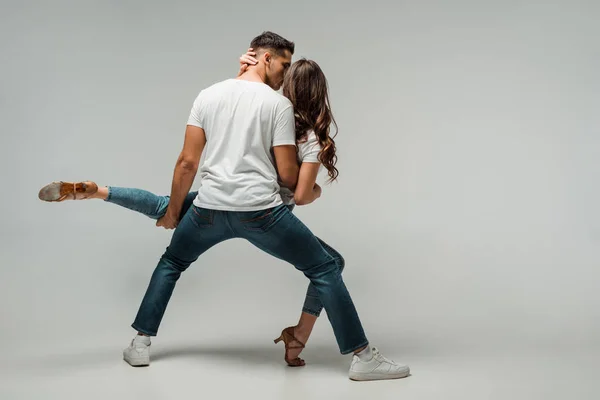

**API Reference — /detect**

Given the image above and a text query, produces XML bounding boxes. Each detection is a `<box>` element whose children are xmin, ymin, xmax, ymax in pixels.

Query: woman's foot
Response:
<box><xmin>274</xmin><ymin>326</ymin><xmax>309</xmax><ymax>367</ymax></box>
<box><xmin>38</xmin><ymin>181</ymin><xmax>99</xmax><ymax>202</ymax></box>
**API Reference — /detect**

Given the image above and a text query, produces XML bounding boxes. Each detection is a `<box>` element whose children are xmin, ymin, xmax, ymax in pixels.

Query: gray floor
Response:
<box><xmin>2</xmin><ymin>336</ymin><xmax>597</xmax><ymax>400</ymax></box>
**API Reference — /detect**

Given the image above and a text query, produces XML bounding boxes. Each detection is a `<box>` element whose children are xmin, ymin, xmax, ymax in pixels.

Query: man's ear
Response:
<box><xmin>263</xmin><ymin>51</ymin><xmax>272</xmax><ymax>65</ymax></box>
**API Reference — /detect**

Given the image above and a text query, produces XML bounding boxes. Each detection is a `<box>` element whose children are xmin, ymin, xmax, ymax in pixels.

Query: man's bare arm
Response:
<box><xmin>157</xmin><ymin>125</ymin><xmax>206</xmax><ymax>229</ymax></box>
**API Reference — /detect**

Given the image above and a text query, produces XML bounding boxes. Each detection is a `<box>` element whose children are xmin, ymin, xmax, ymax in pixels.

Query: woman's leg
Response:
<box><xmin>38</xmin><ymin>180</ymin><xmax>197</xmax><ymax>221</ymax></box>
<box><xmin>281</xmin><ymin>238</ymin><xmax>346</xmax><ymax>363</ymax></box>
<box><xmin>105</xmin><ymin>186</ymin><xmax>198</xmax><ymax>220</ymax></box>
<box><xmin>302</xmin><ymin>238</ymin><xmax>345</xmax><ymax>318</ymax></box>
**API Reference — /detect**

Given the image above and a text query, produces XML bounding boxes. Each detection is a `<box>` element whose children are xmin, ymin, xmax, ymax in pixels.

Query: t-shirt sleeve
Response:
<box><xmin>300</xmin><ymin>132</ymin><xmax>322</xmax><ymax>163</ymax></box>
<box><xmin>186</xmin><ymin>91</ymin><xmax>204</xmax><ymax>128</ymax></box>
<box><xmin>272</xmin><ymin>104</ymin><xmax>296</xmax><ymax>147</ymax></box>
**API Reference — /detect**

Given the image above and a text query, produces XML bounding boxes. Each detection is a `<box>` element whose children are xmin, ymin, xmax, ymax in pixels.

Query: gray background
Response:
<box><xmin>1</xmin><ymin>0</ymin><xmax>599</xmax><ymax>399</ymax></box>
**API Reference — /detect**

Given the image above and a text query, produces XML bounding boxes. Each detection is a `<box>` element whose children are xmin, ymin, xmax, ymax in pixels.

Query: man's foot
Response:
<box><xmin>123</xmin><ymin>335</ymin><xmax>151</xmax><ymax>367</ymax></box>
<box><xmin>348</xmin><ymin>346</ymin><xmax>410</xmax><ymax>381</ymax></box>
<box><xmin>38</xmin><ymin>181</ymin><xmax>98</xmax><ymax>202</ymax></box>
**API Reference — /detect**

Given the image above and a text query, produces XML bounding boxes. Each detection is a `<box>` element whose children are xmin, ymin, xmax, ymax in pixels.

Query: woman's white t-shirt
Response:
<box><xmin>280</xmin><ymin>130</ymin><xmax>323</xmax><ymax>205</ymax></box>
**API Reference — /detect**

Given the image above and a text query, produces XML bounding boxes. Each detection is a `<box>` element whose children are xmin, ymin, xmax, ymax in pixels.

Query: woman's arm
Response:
<box><xmin>294</xmin><ymin>162</ymin><xmax>322</xmax><ymax>205</ymax></box>
<box><xmin>237</xmin><ymin>48</ymin><xmax>258</xmax><ymax>77</ymax></box>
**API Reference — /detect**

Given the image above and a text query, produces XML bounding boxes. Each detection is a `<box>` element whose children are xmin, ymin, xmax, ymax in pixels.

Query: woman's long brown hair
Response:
<box><xmin>283</xmin><ymin>59</ymin><xmax>339</xmax><ymax>182</ymax></box>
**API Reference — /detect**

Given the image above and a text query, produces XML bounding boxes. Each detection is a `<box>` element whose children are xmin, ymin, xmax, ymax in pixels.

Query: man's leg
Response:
<box><xmin>230</xmin><ymin>204</ymin><xmax>410</xmax><ymax>380</ymax></box>
<box><xmin>124</xmin><ymin>205</ymin><xmax>231</xmax><ymax>366</ymax></box>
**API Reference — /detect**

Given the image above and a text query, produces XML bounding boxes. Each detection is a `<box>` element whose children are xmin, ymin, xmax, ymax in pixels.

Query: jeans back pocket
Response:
<box><xmin>191</xmin><ymin>206</ymin><xmax>214</xmax><ymax>228</ymax></box>
<box><xmin>238</xmin><ymin>208</ymin><xmax>276</xmax><ymax>232</ymax></box>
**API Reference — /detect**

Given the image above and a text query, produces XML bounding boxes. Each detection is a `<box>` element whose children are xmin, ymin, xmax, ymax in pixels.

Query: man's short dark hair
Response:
<box><xmin>250</xmin><ymin>31</ymin><xmax>295</xmax><ymax>57</ymax></box>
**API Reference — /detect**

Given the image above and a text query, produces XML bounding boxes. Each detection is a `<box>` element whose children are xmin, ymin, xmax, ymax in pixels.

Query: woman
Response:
<box><xmin>39</xmin><ymin>55</ymin><xmax>343</xmax><ymax>368</ymax></box>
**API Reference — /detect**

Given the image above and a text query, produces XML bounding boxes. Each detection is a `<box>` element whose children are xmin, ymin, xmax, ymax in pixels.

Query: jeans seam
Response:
<box><xmin>224</xmin><ymin>213</ymin><xmax>236</xmax><ymax>237</ymax></box>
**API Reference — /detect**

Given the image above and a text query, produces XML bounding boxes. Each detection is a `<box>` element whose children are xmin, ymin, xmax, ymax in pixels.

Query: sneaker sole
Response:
<box><xmin>349</xmin><ymin>368</ymin><xmax>410</xmax><ymax>381</ymax></box>
<box><xmin>123</xmin><ymin>353</ymin><xmax>150</xmax><ymax>367</ymax></box>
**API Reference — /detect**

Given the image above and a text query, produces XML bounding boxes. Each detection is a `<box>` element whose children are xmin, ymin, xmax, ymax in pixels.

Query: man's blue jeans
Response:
<box><xmin>107</xmin><ymin>187</ymin><xmax>364</xmax><ymax>354</ymax></box>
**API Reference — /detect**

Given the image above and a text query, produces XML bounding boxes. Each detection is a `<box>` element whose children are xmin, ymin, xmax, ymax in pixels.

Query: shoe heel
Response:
<box><xmin>274</xmin><ymin>334</ymin><xmax>284</xmax><ymax>344</ymax></box>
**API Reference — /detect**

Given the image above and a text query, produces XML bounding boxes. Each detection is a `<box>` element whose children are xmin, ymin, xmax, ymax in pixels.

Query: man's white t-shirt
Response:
<box><xmin>280</xmin><ymin>130</ymin><xmax>323</xmax><ymax>205</ymax></box>
<box><xmin>187</xmin><ymin>79</ymin><xmax>296</xmax><ymax>211</ymax></box>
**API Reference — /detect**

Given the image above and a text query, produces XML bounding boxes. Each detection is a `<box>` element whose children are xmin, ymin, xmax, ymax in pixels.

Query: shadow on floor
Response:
<box><xmin>152</xmin><ymin>343</ymin><xmax>349</xmax><ymax>371</ymax></box>
<box><xmin>7</xmin><ymin>343</ymin><xmax>350</xmax><ymax>376</ymax></box>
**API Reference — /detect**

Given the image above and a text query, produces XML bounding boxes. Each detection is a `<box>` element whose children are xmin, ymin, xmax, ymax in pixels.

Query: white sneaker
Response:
<box><xmin>123</xmin><ymin>335</ymin><xmax>151</xmax><ymax>367</ymax></box>
<box><xmin>348</xmin><ymin>347</ymin><xmax>410</xmax><ymax>381</ymax></box>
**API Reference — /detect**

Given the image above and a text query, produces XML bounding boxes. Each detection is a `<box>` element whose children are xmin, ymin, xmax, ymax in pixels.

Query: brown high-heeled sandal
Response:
<box><xmin>38</xmin><ymin>181</ymin><xmax>98</xmax><ymax>202</ymax></box>
<box><xmin>274</xmin><ymin>326</ymin><xmax>306</xmax><ymax>367</ymax></box>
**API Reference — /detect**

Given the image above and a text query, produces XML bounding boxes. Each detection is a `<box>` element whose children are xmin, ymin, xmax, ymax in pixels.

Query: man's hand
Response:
<box><xmin>156</xmin><ymin>213</ymin><xmax>178</xmax><ymax>230</ymax></box>
<box><xmin>237</xmin><ymin>48</ymin><xmax>258</xmax><ymax>77</ymax></box>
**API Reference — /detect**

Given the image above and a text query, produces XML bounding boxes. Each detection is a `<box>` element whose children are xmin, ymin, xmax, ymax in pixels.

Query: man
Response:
<box><xmin>123</xmin><ymin>31</ymin><xmax>409</xmax><ymax>381</ymax></box>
